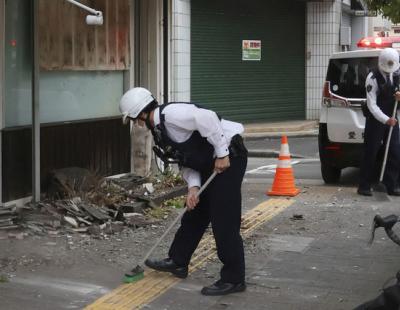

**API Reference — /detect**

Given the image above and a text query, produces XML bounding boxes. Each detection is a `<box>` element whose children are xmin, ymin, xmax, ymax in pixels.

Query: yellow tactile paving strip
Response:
<box><xmin>85</xmin><ymin>198</ymin><xmax>294</xmax><ymax>310</ymax></box>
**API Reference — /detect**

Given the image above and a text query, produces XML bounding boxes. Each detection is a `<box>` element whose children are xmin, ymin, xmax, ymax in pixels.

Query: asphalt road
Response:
<box><xmin>244</xmin><ymin>136</ymin><xmax>320</xmax><ymax>158</ymax></box>
<box><xmin>245</xmin><ymin>136</ymin><xmax>359</xmax><ymax>186</ymax></box>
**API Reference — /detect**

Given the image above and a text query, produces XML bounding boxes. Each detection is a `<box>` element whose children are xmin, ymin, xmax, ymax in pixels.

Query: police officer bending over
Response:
<box><xmin>119</xmin><ymin>88</ymin><xmax>248</xmax><ymax>296</ymax></box>
<box><xmin>358</xmin><ymin>48</ymin><xmax>400</xmax><ymax>196</ymax></box>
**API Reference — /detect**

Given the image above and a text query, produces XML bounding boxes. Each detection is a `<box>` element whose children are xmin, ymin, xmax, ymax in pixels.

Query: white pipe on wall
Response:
<box><xmin>65</xmin><ymin>0</ymin><xmax>103</xmax><ymax>25</ymax></box>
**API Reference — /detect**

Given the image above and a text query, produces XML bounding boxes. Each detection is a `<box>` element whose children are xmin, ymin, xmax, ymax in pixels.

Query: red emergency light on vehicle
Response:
<box><xmin>357</xmin><ymin>36</ymin><xmax>400</xmax><ymax>48</ymax></box>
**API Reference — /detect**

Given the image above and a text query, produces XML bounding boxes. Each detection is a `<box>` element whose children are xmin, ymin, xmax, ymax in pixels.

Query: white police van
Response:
<box><xmin>319</xmin><ymin>48</ymin><xmax>381</xmax><ymax>183</ymax></box>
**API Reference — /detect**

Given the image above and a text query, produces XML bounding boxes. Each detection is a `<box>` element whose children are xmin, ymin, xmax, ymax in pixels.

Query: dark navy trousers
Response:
<box><xmin>359</xmin><ymin>117</ymin><xmax>400</xmax><ymax>191</ymax></box>
<box><xmin>168</xmin><ymin>154</ymin><xmax>247</xmax><ymax>284</ymax></box>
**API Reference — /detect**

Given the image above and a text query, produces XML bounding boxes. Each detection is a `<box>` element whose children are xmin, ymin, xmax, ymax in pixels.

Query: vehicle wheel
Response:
<box><xmin>321</xmin><ymin>162</ymin><xmax>341</xmax><ymax>184</ymax></box>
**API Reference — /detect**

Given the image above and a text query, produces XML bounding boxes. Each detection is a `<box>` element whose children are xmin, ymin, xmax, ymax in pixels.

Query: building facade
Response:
<box><xmin>0</xmin><ymin>0</ymin><xmax>368</xmax><ymax>205</ymax></box>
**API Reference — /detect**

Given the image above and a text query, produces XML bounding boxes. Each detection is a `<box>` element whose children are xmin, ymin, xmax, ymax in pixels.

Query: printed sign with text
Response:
<box><xmin>242</xmin><ymin>40</ymin><xmax>261</xmax><ymax>61</ymax></box>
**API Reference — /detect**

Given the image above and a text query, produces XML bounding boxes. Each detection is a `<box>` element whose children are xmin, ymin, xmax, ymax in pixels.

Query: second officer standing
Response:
<box><xmin>358</xmin><ymin>48</ymin><xmax>400</xmax><ymax>196</ymax></box>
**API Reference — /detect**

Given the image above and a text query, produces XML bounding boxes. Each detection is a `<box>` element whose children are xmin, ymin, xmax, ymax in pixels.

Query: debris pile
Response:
<box><xmin>21</xmin><ymin>198</ymin><xmax>156</xmax><ymax>235</ymax></box>
<box><xmin>0</xmin><ymin>206</ymin><xmax>18</xmax><ymax>231</ymax></box>
<box><xmin>2</xmin><ymin>169</ymin><xmax>186</xmax><ymax>238</ymax></box>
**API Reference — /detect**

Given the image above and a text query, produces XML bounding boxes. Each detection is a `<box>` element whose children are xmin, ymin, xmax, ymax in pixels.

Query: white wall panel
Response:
<box><xmin>170</xmin><ymin>0</ymin><xmax>190</xmax><ymax>102</ymax></box>
<box><xmin>306</xmin><ymin>0</ymin><xmax>341</xmax><ymax>120</ymax></box>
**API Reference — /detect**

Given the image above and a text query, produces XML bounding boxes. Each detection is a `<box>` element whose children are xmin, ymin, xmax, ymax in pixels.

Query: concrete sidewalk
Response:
<box><xmin>243</xmin><ymin>120</ymin><xmax>318</xmax><ymax>139</ymax></box>
<box><xmin>1</xmin><ymin>172</ymin><xmax>400</xmax><ymax>309</ymax></box>
<box><xmin>144</xmin><ymin>184</ymin><xmax>400</xmax><ymax>310</ymax></box>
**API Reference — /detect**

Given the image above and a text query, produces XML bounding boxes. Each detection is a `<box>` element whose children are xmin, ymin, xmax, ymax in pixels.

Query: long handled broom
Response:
<box><xmin>374</xmin><ymin>100</ymin><xmax>398</xmax><ymax>201</ymax></box>
<box><xmin>123</xmin><ymin>171</ymin><xmax>218</xmax><ymax>283</ymax></box>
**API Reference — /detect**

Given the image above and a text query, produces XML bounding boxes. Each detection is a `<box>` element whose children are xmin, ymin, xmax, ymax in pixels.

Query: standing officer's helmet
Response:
<box><xmin>378</xmin><ymin>48</ymin><xmax>400</xmax><ymax>74</ymax></box>
<box><xmin>119</xmin><ymin>87</ymin><xmax>155</xmax><ymax>124</ymax></box>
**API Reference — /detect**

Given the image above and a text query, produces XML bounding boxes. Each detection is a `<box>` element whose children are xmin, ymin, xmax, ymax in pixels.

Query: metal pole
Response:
<box><xmin>0</xmin><ymin>0</ymin><xmax>4</xmax><ymax>207</ymax></box>
<box><xmin>163</xmin><ymin>0</ymin><xmax>168</xmax><ymax>104</ymax></box>
<box><xmin>140</xmin><ymin>171</ymin><xmax>217</xmax><ymax>265</ymax></box>
<box><xmin>32</xmin><ymin>0</ymin><xmax>40</xmax><ymax>202</ymax></box>
<box><xmin>129</xmin><ymin>0</ymin><xmax>136</xmax><ymax>174</ymax></box>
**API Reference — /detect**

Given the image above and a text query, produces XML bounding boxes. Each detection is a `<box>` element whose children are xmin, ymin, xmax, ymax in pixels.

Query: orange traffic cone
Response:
<box><xmin>267</xmin><ymin>136</ymin><xmax>300</xmax><ymax>197</ymax></box>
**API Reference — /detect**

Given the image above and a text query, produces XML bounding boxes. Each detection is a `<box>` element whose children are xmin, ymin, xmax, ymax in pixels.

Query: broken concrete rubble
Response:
<box><xmin>63</xmin><ymin>216</ymin><xmax>79</xmax><ymax>228</ymax></box>
<box><xmin>125</xmin><ymin>213</ymin><xmax>155</xmax><ymax>228</ymax></box>
<box><xmin>3</xmin><ymin>172</ymin><xmax>186</xmax><ymax>239</ymax></box>
<box><xmin>143</xmin><ymin>183</ymin><xmax>155</xmax><ymax>194</ymax></box>
<box><xmin>0</xmin><ymin>206</ymin><xmax>19</xmax><ymax>231</ymax></box>
<box><xmin>47</xmin><ymin>167</ymin><xmax>99</xmax><ymax>198</ymax></box>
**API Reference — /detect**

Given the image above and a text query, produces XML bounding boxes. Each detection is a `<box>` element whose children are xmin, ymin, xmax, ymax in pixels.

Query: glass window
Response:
<box><xmin>39</xmin><ymin>71</ymin><xmax>123</xmax><ymax>124</ymax></box>
<box><xmin>326</xmin><ymin>57</ymin><xmax>378</xmax><ymax>99</ymax></box>
<box><xmin>5</xmin><ymin>0</ymin><xmax>126</xmax><ymax>127</ymax></box>
<box><xmin>5</xmin><ymin>0</ymin><xmax>32</xmax><ymax>127</ymax></box>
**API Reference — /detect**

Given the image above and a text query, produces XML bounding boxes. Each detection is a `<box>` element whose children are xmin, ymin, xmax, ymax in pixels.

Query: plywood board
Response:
<box><xmin>38</xmin><ymin>0</ymin><xmax>130</xmax><ymax>71</ymax></box>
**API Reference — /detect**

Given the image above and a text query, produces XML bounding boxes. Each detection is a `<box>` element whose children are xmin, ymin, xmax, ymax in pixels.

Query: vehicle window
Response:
<box><xmin>327</xmin><ymin>57</ymin><xmax>378</xmax><ymax>98</ymax></box>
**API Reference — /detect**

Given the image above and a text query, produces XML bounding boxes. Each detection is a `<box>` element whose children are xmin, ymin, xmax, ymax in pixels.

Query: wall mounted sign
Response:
<box><xmin>354</xmin><ymin>10</ymin><xmax>377</xmax><ymax>17</ymax></box>
<box><xmin>242</xmin><ymin>40</ymin><xmax>261</xmax><ymax>61</ymax></box>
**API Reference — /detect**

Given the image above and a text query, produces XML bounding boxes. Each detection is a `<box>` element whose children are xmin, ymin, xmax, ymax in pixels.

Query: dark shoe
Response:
<box><xmin>357</xmin><ymin>188</ymin><xmax>372</xmax><ymax>196</ymax></box>
<box><xmin>388</xmin><ymin>188</ymin><xmax>400</xmax><ymax>196</ymax></box>
<box><xmin>201</xmin><ymin>280</ymin><xmax>246</xmax><ymax>296</ymax></box>
<box><xmin>144</xmin><ymin>258</ymin><xmax>188</xmax><ymax>279</ymax></box>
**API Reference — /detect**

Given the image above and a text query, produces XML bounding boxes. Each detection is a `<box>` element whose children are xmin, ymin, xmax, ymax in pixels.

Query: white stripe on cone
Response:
<box><xmin>280</xmin><ymin>144</ymin><xmax>290</xmax><ymax>156</ymax></box>
<box><xmin>277</xmin><ymin>159</ymin><xmax>292</xmax><ymax>168</ymax></box>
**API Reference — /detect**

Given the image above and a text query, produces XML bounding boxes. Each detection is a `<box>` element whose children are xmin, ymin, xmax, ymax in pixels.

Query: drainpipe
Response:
<box><xmin>32</xmin><ymin>0</ymin><xmax>40</xmax><ymax>202</ymax></box>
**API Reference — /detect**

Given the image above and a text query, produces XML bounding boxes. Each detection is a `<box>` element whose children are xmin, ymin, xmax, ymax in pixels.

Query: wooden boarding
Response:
<box><xmin>38</xmin><ymin>0</ymin><xmax>130</xmax><ymax>71</ymax></box>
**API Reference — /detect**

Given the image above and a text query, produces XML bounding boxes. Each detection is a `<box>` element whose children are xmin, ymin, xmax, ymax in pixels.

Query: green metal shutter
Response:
<box><xmin>191</xmin><ymin>0</ymin><xmax>305</xmax><ymax>123</ymax></box>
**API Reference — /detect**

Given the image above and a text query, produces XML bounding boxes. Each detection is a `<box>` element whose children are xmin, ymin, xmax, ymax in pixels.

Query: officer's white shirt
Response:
<box><xmin>365</xmin><ymin>70</ymin><xmax>393</xmax><ymax>124</ymax></box>
<box><xmin>153</xmin><ymin>103</ymin><xmax>244</xmax><ymax>188</ymax></box>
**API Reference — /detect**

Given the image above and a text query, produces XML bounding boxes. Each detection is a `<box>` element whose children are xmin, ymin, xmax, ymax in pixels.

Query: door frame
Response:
<box><xmin>127</xmin><ymin>0</ymin><xmax>167</xmax><ymax>109</ymax></box>
<box><xmin>138</xmin><ymin>0</ymin><xmax>165</xmax><ymax>101</ymax></box>
<box><xmin>128</xmin><ymin>0</ymin><xmax>168</xmax><ymax>175</ymax></box>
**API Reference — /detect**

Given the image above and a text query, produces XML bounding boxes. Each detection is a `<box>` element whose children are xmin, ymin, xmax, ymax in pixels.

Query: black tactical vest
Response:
<box><xmin>151</xmin><ymin>102</ymin><xmax>218</xmax><ymax>172</ymax></box>
<box><xmin>373</xmin><ymin>69</ymin><xmax>399</xmax><ymax>117</ymax></box>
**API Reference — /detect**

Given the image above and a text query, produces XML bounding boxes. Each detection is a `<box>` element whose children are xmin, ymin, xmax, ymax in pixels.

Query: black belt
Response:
<box><xmin>229</xmin><ymin>134</ymin><xmax>248</xmax><ymax>157</ymax></box>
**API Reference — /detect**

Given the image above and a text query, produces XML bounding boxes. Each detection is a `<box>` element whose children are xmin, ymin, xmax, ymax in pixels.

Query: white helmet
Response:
<box><xmin>378</xmin><ymin>48</ymin><xmax>400</xmax><ymax>73</ymax></box>
<box><xmin>119</xmin><ymin>87</ymin><xmax>155</xmax><ymax>124</ymax></box>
